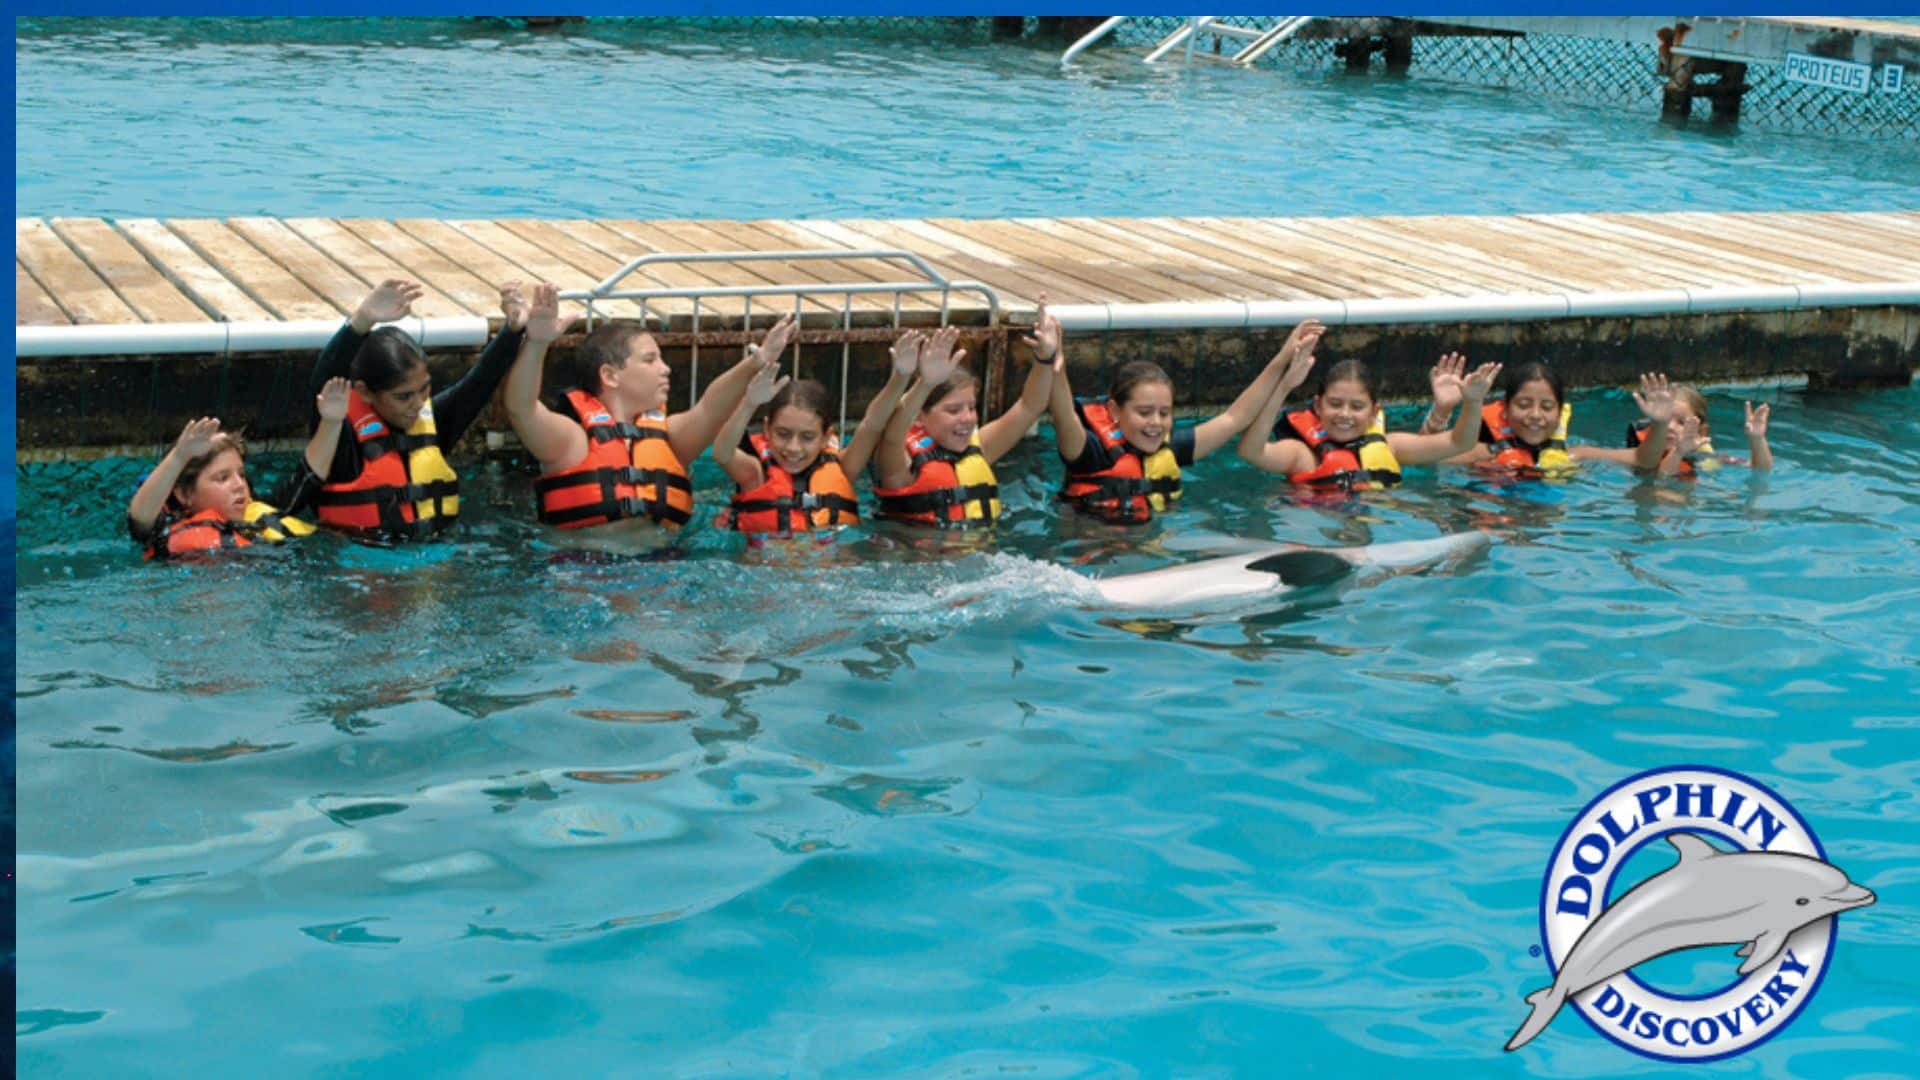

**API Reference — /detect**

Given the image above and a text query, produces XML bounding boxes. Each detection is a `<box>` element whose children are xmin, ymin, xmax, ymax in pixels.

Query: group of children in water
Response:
<box><xmin>128</xmin><ymin>279</ymin><xmax>1777</xmax><ymax>561</ymax></box>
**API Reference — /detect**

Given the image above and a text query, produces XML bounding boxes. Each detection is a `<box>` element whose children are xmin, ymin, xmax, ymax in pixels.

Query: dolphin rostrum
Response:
<box><xmin>1090</xmin><ymin>532</ymin><xmax>1490</xmax><ymax>609</ymax></box>
<box><xmin>1506</xmin><ymin>832</ymin><xmax>1876</xmax><ymax>1051</ymax></box>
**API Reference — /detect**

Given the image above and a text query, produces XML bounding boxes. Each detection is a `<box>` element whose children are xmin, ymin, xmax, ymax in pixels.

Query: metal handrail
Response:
<box><xmin>552</xmin><ymin>248</ymin><xmax>1004</xmax><ymax>430</ymax></box>
<box><xmin>1234</xmin><ymin>17</ymin><xmax>1314</xmax><ymax>66</ymax></box>
<box><xmin>1061</xmin><ymin>15</ymin><xmax>1128</xmax><ymax>66</ymax></box>
<box><xmin>558</xmin><ymin>248</ymin><xmax>1000</xmax><ymax>332</ymax></box>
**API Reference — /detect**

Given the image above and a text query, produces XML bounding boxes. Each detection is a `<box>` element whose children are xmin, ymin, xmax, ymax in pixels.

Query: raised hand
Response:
<box><xmin>525</xmin><ymin>283</ymin><xmax>575</xmax><ymax>345</ymax></box>
<box><xmin>316</xmin><ymin>377</ymin><xmax>351</xmax><ymax>421</ymax></box>
<box><xmin>889</xmin><ymin>330</ymin><xmax>925</xmax><ymax>378</ymax></box>
<box><xmin>1275</xmin><ymin>341</ymin><xmax>1318</xmax><ymax>398</ymax></box>
<box><xmin>745</xmin><ymin>357</ymin><xmax>791</xmax><ymax>407</ymax></box>
<box><xmin>756</xmin><ymin>313</ymin><xmax>798</xmax><ymax>368</ymax></box>
<box><xmin>1277</xmin><ymin>318</ymin><xmax>1325</xmax><ymax>366</ymax></box>
<box><xmin>354</xmin><ymin>278</ymin><xmax>424</xmax><ymax>329</ymax></box>
<box><xmin>1429</xmin><ymin>352</ymin><xmax>1467</xmax><ymax>412</ymax></box>
<box><xmin>1020</xmin><ymin>295</ymin><xmax>1063</xmax><ymax>372</ymax></box>
<box><xmin>173</xmin><ymin>417</ymin><xmax>222</xmax><ymax>459</ymax></box>
<box><xmin>499</xmin><ymin>280</ymin><xmax>530</xmax><ymax>332</ymax></box>
<box><xmin>1460</xmin><ymin>359</ymin><xmax>1502</xmax><ymax>402</ymax></box>
<box><xmin>919</xmin><ymin>325</ymin><xmax>967</xmax><ymax>385</ymax></box>
<box><xmin>1634</xmin><ymin>372</ymin><xmax>1676</xmax><ymax>424</ymax></box>
<box><xmin>1744</xmin><ymin>400</ymin><xmax>1770</xmax><ymax>439</ymax></box>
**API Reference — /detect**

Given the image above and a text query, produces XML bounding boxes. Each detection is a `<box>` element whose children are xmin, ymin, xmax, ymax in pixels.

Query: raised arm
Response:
<box><xmin>668</xmin><ymin>313</ymin><xmax>793</xmax><ymax>465</ymax></box>
<box><xmin>128</xmin><ymin>418</ymin><xmax>222</xmax><ymax>535</ymax></box>
<box><xmin>1744</xmin><ymin>401</ymin><xmax>1774</xmax><ymax>470</ymax></box>
<box><xmin>306</xmin><ymin>378</ymin><xmax>351</xmax><ymax>477</ymax></box>
<box><xmin>1192</xmin><ymin>319</ymin><xmax>1326</xmax><ymax>461</ymax></box>
<box><xmin>429</xmin><ymin>282</ymin><xmax>529</xmax><ymax>448</ymax></box>
<box><xmin>1387</xmin><ymin>358</ymin><xmax>1503</xmax><ymax>465</ymax></box>
<box><xmin>1235</xmin><ymin>332</ymin><xmax>1321</xmax><ymax>476</ymax></box>
<box><xmin>979</xmin><ymin>307</ymin><xmax>1061</xmax><ymax>463</ymax></box>
<box><xmin>875</xmin><ymin>330</ymin><xmax>965</xmax><ymax>490</ymax></box>
<box><xmin>710</xmin><ymin>360</ymin><xmax>789</xmax><ymax>490</ymax></box>
<box><xmin>1418</xmin><ymin>353</ymin><xmax>1467</xmax><ymax>435</ymax></box>
<box><xmin>1576</xmin><ymin>373</ymin><xmax>1673</xmax><ymax>468</ymax></box>
<box><xmin>504</xmin><ymin>283</ymin><xmax>587</xmax><ymax>470</ymax></box>
<box><xmin>838</xmin><ymin>331</ymin><xmax>923</xmax><ymax>479</ymax></box>
<box><xmin>312</xmin><ymin>279</ymin><xmax>424</xmax><ymax>399</ymax></box>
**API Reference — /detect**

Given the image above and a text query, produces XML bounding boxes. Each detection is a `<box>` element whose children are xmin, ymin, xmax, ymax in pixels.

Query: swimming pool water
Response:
<box><xmin>15</xmin><ymin>17</ymin><xmax>1920</xmax><ymax>221</ymax></box>
<box><xmin>13</xmin><ymin>384</ymin><xmax>1920</xmax><ymax>1077</ymax></box>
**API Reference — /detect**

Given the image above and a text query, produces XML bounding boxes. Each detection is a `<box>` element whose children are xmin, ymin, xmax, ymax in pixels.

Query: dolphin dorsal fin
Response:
<box><xmin>1668</xmin><ymin>832</ymin><xmax>1719</xmax><ymax>863</ymax></box>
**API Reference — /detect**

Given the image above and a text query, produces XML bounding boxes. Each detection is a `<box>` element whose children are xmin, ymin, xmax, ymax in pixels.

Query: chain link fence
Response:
<box><xmin>562</xmin><ymin>17</ymin><xmax>1915</xmax><ymax>140</ymax></box>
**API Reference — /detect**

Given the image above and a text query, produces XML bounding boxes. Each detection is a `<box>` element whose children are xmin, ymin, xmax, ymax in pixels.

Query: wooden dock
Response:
<box><xmin>16</xmin><ymin>210</ymin><xmax>1919</xmax><ymax>453</ymax></box>
<box><xmin>17</xmin><ymin>210</ymin><xmax>1920</xmax><ymax>331</ymax></box>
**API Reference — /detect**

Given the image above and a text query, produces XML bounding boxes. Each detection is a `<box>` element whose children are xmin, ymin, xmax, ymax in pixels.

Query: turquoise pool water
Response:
<box><xmin>14</xmin><ymin>385</ymin><xmax>1920</xmax><ymax>1076</ymax></box>
<box><xmin>14</xmin><ymin>17</ymin><xmax>1920</xmax><ymax>220</ymax></box>
<box><xmin>13</xmin><ymin>16</ymin><xmax>1920</xmax><ymax>1077</ymax></box>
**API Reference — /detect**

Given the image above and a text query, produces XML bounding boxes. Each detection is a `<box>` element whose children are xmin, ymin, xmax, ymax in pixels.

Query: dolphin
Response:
<box><xmin>1090</xmin><ymin>532</ymin><xmax>1490</xmax><ymax>609</ymax></box>
<box><xmin>1505</xmin><ymin>832</ymin><xmax>1877</xmax><ymax>1051</ymax></box>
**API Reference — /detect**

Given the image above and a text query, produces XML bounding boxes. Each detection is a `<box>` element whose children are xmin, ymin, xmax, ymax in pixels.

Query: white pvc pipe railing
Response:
<box><xmin>1043</xmin><ymin>282</ymin><xmax>1920</xmax><ymax>332</ymax></box>
<box><xmin>15</xmin><ymin>282</ymin><xmax>1918</xmax><ymax>358</ymax></box>
<box><xmin>13</xmin><ymin>316</ymin><xmax>492</xmax><ymax>358</ymax></box>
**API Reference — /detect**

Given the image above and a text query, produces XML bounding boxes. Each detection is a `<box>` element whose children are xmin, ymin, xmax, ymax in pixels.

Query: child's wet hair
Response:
<box><xmin>922</xmin><ymin>367</ymin><xmax>978</xmax><ymax>412</ymax></box>
<box><xmin>1108</xmin><ymin>360</ymin><xmax>1174</xmax><ymax>406</ymax></box>
<box><xmin>172</xmin><ymin>432</ymin><xmax>246</xmax><ymax>505</ymax></box>
<box><xmin>767</xmin><ymin>378</ymin><xmax>833</xmax><ymax>430</ymax></box>
<box><xmin>1315</xmin><ymin>358</ymin><xmax>1378</xmax><ymax>403</ymax></box>
<box><xmin>1499</xmin><ymin>362</ymin><xmax>1565</xmax><ymax>407</ymax></box>
<box><xmin>351</xmin><ymin>328</ymin><xmax>428</xmax><ymax>391</ymax></box>
<box><xmin>1676</xmin><ymin>385</ymin><xmax>1711</xmax><ymax>433</ymax></box>
<box><xmin>574</xmin><ymin>320</ymin><xmax>651</xmax><ymax>394</ymax></box>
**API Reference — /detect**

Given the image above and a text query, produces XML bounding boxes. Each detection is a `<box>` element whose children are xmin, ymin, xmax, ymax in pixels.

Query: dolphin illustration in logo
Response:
<box><xmin>1506</xmin><ymin>832</ymin><xmax>1876</xmax><ymax>1051</ymax></box>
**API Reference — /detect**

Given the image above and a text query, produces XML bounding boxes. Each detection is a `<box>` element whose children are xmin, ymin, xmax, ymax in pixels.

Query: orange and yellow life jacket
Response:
<box><xmin>535</xmin><ymin>389</ymin><xmax>694</xmax><ymax>530</ymax></box>
<box><xmin>721</xmin><ymin>431</ymin><xmax>860</xmax><ymax>535</ymax></box>
<box><xmin>1480</xmin><ymin>400</ymin><xmax>1575</xmax><ymax>475</ymax></box>
<box><xmin>1059</xmin><ymin>400</ymin><xmax>1182</xmax><ymax>525</ymax></box>
<box><xmin>873</xmin><ymin>424</ymin><xmax>1000</xmax><ymax>528</ymax></box>
<box><xmin>314</xmin><ymin>389</ymin><xmax>460</xmax><ymax>540</ymax></box>
<box><xmin>1277</xmin><ymin>405</ymin><xmax>1401</xmax><ymax>490</ymax></box>
<box><xmin>144</xmin><ymin>501</ymin><xmax>313</xmax><ymax>561</ymax></box>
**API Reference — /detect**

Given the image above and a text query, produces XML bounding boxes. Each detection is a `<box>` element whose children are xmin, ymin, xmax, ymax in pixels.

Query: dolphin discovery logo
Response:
<box><xmin>1507</xmin><ymin>766</ymin><xmax>1876</xmax><ymax>1061</ymax></box>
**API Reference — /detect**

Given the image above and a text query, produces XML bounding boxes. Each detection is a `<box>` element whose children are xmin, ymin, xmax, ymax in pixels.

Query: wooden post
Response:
<box><xmin>1384</xmin><ymin>34</ymin><xmax>1413</xmax><ymax>71</ymax></box>
<box><xmin>1707</xmin><ymin>62</ymin><xmax>1750</xmax><ymax>121</ymax></box>
<box><xmin>1341</xmin><ymin>36</ymin><xmax>1373</xmax><ymax>71</ymax></box>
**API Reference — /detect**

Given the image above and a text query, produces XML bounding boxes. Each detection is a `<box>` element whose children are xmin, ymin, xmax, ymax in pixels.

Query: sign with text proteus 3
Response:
<box><xmin>1781</xmin><ymin>51</ymin><xmax>1873</xmax><ymax>95</ymax></box>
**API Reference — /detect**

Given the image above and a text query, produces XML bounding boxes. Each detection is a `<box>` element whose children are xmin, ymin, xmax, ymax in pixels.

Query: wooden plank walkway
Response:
<box><xmin>17</xmin><ymin>211</ymin><xmax>1920</xmax><ymax>334</ymax></box>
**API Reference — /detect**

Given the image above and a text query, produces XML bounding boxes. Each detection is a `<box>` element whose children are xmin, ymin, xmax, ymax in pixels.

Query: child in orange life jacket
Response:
<box><xmin>504</xmin><ymin>282</ymin><xmax>789</xmax><ymax>551</ymax></box>
<box><xmin>1627</xmin><ymin>386</ymin><xmax>1775</xmax><ymax>475</ymax></box>
<box><xmin>307</xmin><ymin>278</ymin><xmax>528</xmax><ymax>541</ymax></box>
<box><xmin>1433</xmin><ymin>362</ymin><xmax>1678</xmax><ymax>475</ymax></box>
<box><xmin>127</xmin><ymin>377</ymin><xmax>352</xmax><ymax>560</ymax></box>
<box><xmin>1048</xmin><ymin>316</ymin><xmax>1329</xmax><ymax>525</ymax></box>
<box><xmin>872</xmin><ymin>318</ymin><xmax>1059</xmax><ymax>530</ymax></box>
<box><xmin>1238</xmin><ymin>345</ymin><xmax>1504</xmax><ymax>489</ymax></box>
<box><xmin>710</xmin><ymin>328</ymin><xmax>922</xmax><ymax>538</ymax></box>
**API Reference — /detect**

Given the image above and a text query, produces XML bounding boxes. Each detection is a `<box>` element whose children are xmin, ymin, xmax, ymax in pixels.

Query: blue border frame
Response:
<box><xmin>1532</xmin><ymin>764</ymin><xmax>1840</xmax><ymax>1064</ymax></box>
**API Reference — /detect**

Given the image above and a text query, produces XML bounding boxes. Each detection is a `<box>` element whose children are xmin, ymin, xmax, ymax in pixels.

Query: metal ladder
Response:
<box><xmin>558</xmin><ymin>249</ymin><xmax>1003</xmax><ymax>433</ymax></box>
<box><xmin>1062</xmin><ymin>16</ymin><xmax>1315</xmax><ymax>67</ymax></box>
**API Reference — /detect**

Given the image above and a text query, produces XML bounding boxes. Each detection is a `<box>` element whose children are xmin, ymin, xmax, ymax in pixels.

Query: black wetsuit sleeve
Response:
<box><xmin>311</xmin><ymin>323</ymin><xmax>367</xmax><ymax>483</ymax></box>
<box><xmin>1171</xmin><ymin>425</ymin><xmax>1198</xmax><ymax>468</ymax></box>
<box><xmin>1062</xmin><ymin>416</ymin><xmax>1113</xmax><ymax>474</ymax></box>
<box><xmin>270</xmin><ymin>458</ymin><xmax>327</xmax><ymax>518</ymax></box>
<box><xmin>430</xmin><ymin>328</ymin><xmax>524</xmax><ymax>451</ymax></box>
<box><xmin>311</xmin><ymin>323</ymin><xmax>364</xmax><ymax>400</ymax></box>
